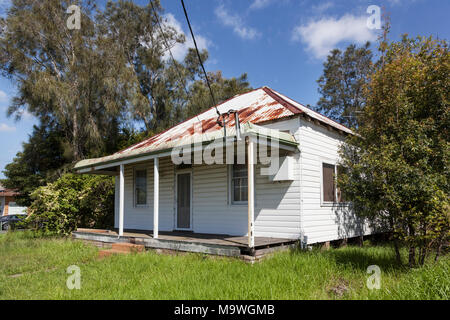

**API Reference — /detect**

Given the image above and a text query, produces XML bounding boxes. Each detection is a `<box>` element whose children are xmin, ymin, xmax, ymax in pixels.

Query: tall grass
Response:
<box><xmin>0</xmin><ymin>232</ymin><xmax>448</xmax><ymax>300</ymax></box>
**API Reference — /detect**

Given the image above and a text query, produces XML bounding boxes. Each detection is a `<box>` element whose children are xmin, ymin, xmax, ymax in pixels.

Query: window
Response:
<box><xmin>322</xmin><ymin>163</ymin><xmax>346</xmax><ymax>204</ymax></box>
<box><xmin>231</xmin><ymin>164</ymin><xmax>248</xmax><ymax>204</ymax></box>
<box><xmin>322</xmin><ymin>163</ymin><xmax>336</xmax><ymax>202</ymax></box>
<box><xmin>134</xmin><ymin>169</ymin><xmax>147</xmax><ymax>206</ymax></box>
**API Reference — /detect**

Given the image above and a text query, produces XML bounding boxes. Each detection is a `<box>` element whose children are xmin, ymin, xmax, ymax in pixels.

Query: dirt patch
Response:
<box><xmin>328</xmin><ymin>278</ymin><xmax>350</xmax><ymax>298</ymax></box>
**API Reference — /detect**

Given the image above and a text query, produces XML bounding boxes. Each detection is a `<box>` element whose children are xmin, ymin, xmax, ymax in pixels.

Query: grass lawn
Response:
<box><xmin>0</xmin><ymin>231</ymin><xmax>448</xmax><ymax>300</ymax></box>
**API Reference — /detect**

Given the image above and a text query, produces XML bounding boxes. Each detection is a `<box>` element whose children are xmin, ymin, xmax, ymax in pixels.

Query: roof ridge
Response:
<box><xmin>266</xmin><ymin>87</ymin><xmax>354</xmax><ymax>133</ymax></box>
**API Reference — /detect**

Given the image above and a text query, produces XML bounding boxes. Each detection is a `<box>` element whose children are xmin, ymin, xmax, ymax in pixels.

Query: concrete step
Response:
<box><xmin>111</xmin><ymin>242</ymin><xmax>145</xmax><ymax>253</ymax></box>
<box><xmin>98</xmin><ymin>249</ymin><xmax>128</xmax><ymax>259</ymax></box>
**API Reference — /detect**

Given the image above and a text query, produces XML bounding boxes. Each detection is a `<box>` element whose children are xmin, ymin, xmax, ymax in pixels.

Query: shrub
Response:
<box><xmin>27</xmin><ymin>173</ymin><xmax>115</xmax><ymax>235</ymax></box>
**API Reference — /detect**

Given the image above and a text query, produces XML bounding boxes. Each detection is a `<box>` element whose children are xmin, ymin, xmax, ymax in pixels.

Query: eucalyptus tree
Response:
<box><xmin>0</xmin><ymin>0</ymin><xmax>134</xmax><ymax>160</ymax></box>
<box><xmin>99</xmin><ymin>0</ymin><xmax>195</xmax><ymax>134</ymax></box>
<box><xmin>317</xmin><ymin>42</ymin><xmax>374</xmax><ymax>128</ymax></box>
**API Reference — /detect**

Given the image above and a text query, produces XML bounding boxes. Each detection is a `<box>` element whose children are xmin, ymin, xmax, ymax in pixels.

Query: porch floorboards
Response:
<box><xmin>73</xmin><ymin>228</ymin><xmax>298</xmax><ymax>259</ymax></box>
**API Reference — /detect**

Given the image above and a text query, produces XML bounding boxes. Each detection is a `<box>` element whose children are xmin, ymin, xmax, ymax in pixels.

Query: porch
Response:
<box><xmin>73</xmin><ymin>228</ymin><xmax>298</xmax><ymax>259</ymax></box>
<box><xmin>74</xmin><ymin>123</ymin><xmax>300</xmax><ymax>250</ymax></box>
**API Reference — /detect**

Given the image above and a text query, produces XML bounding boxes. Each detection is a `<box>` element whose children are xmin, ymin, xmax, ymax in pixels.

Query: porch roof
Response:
<box><xmin>74</xmin><ymin>122</ymin><xmax>298</xmax><ymax>173</ymax></box>
<box><xmin>74</xmin><ymin>86</ymin><xmax>352</xmax><ymax>173</ymax></box>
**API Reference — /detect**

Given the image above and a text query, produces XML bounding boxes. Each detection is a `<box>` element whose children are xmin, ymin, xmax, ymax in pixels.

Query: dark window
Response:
<box><xmin>322</xmin><ymin>163</ymin><xmax>336</xmax><ymax>202</ymax></box>
<box><xmin>135</xmin><ymin>169</ymin><xmax>147</xmax><ymax>206</ymax></box>
<box><xmin>232</xmin><ymin>164</ymin><xmax>248</xmax><ymax>203</ymax></box>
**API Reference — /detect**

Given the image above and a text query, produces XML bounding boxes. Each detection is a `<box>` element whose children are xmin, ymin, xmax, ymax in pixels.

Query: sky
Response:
<box><xmin>0</xmin><ymin>0</ymin><xmax>449</xmax><ymax>178</ymax></box>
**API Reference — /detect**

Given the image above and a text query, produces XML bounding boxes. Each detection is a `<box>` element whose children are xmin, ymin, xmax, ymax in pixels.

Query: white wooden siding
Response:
<box><xmin>114</xmin><ymin>157</ymin><xmax>175</xmax><ymax>231</ymax></box>
<box><xmin>113</xmin><ymin>116</ymin><xmax>370</xmax><ymax>243</ymax></box>
<box><xmin>298</xmin><ymin>118</ymin><xmax>368</xmax><ymax>244</ymax></box>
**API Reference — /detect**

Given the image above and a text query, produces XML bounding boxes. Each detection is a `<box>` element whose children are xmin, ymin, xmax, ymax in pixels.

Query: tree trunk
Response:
<box><xmin>72</xmin><ymin>112</ymin><xmax>79</xmax><ymax>160</ymax></box>
<box><xmin>357</xmin><ymin>235</ymin><xmax>364</xmax><ymax>247</ymax></box>
<box><xmin>393</xmin><ymin>237</ymin><xmax>402</xmax><ymax>265</ymax></box>
<box><xmin>435</xmin><ymin>243</ymin><xmax>442</xmax><ymax>263</ymax></box>
<box><xmin>408</xmin><ymin>246</ymin><xmax>416</xmax><ymax>268</ymax></box>
<box><xmin>419</xmin><ymin>246</ymin><xmax>427</xmax><ymax>266</ymax></box>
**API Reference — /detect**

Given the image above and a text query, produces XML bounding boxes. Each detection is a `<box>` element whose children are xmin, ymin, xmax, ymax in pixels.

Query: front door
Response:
<box><xmin>176</xmin><ymin>173</ymin><xmax>191</xmax><ymax>230</ymax></box>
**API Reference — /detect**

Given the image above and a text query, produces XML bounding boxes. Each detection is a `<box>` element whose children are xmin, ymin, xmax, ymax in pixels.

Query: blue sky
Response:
<box><xmin>0</xmin><ymin>0</ymin><xmax>449</xmax><ymax>178</ymax></box>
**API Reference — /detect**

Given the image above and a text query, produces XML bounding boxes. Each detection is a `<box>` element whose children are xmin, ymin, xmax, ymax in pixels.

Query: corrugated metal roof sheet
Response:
<box><xmin>74</xmin><ymin>86</ymin><xmax>352</xmax><ymax>170</ymax></box>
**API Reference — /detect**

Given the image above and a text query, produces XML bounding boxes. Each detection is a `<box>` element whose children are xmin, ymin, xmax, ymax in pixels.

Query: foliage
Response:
<box><xmin>185</xmin><ymin>71</ymin><xmax>252</xmax><ymax>118</ymax></box>
<box><xmin>0</xmin><ymin>0</ymin><xmax>253</xmax><ymax>164</ymax></box>
<box><xmin>1</xmin><ymin>122</ymin><xmax>66</xmax><ymax>206</ymax></box>
<box><xmin>0</xmin><ymin>235</ymin><xmax>449</xmax><ymax>299</ymax></box>
<box><xmin>27</xmin><ymin>174</ymin><xmax>115</xmax><ymax>235</ymax></box>
<box><xmin>339</xmin><ymin>35</ymin><xmax>450</xmax><ymax>267</ymax></box>
<box><xmin>317</xmin><ymin>42</ymin><xmax>374</xmax><ymax>128</ymax></box>
<box><xmin>0</xmin><ymin>0</ymin><xmax>133</xmax><ymax>161</ymax></box>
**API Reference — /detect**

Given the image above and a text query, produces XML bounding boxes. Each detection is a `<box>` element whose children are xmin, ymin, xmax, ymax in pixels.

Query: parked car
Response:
<box><xmin>0</xmin><ymin>215</ymin><xmax>26</xmax><ymax>230</ymax></box>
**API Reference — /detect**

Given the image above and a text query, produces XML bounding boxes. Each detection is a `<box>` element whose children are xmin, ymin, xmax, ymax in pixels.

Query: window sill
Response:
<box><xmin>230</xmin><ymin>202</ymin><xmax>248</xmax><ymax>206</ymax></box>
<box><xmin>321</xmin><ymin>202</ymin><xmax>350</xmax><ymax>207</ymax></box>
<box><xmin>134</xmin><ymin>204</ymin><xmax>149</xmax><ymax>208</ymax></box>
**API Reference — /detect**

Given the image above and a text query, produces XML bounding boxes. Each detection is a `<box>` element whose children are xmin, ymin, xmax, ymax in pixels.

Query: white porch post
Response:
<box><xmin>119</xmin><ymin>164</ymin><xmax>125</xmax><ymax>237</ymax></box>
<box><xmin>153</xmin><ymin>157</ymin><xmax>159</xmax><ymax>239</ymax></box>
<box><xmin>247</xmin><ymin>138</ymin><xmax>255</xmax><ymax>248</ymax></box>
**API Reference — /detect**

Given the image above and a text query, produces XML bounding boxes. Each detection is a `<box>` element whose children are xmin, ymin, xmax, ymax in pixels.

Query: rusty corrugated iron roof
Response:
<box><xmin>74</xmin><ymin>86</ymin><xmax>352</xmax><ymax>171</ymax></box>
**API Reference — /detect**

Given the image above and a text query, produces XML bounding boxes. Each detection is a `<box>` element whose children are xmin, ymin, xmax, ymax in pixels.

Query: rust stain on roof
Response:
<box><xmin>95</xmin><ymin>87</ymin><xmax>353</xmax><ymax>163</ymax></box>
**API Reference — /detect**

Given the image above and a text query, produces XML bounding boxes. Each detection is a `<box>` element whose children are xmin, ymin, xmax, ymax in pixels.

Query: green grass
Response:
<box><xmin>0</xmin><ymin>231</ymin><xmax>448</xmax><ymax>300</ymax></box>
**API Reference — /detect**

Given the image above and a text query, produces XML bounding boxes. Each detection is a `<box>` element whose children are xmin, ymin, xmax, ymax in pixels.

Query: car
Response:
<box><xmin>0</xmin><ymin>214</ymin><xmax>26</xmax><ymax>231</ymax></box>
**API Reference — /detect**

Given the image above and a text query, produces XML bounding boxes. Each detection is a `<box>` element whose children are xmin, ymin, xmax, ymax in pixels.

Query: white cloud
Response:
<box><xmin>214</xmin><ymin>5</ymin><xmax>260</xmax><ymax>40</ymax></box>
<box><xmin>161</xmin><ymin>13</ymin><xmax>211</xmax><ymax>61</ymax></box>
<box><xmin>0</xmin><ymin>123</ymin><xmax>15</xmax><ymax>132</ymax></box>
<box><xmin>250</xmin><ymin>0</ymin><xmax>273</xmax><ymax>10</ymax></box>
<box><xmin>0</xmin><ymin>90</ymin><xmax>8</xmax><ymax>102</ymax></box>
<box><xmin>292</xmin><ymin>14</ymin><xmax>377</xmax><ymax>59</ymax></box>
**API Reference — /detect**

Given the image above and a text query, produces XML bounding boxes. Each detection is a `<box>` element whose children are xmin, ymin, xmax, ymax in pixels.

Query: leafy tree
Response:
<box><xmin>185</xmin><ymin>71</ymin><xmax>252</xmax><ymax>118</ymax></box>
<box><xmin>317</xmin><ymin>42</ymin><xmax>374</xmax><ymax>127</ymax></box>
<box><xmin>0</xmin><ymin>0</ymin><xmax>132</xmax><ymax>161</ymax></box>
<box><xmin>339</xmin><ymin>35</ymin><xmax>449</xmax><ymax>266</ymax></box>
<box><xmin>1</xmin><ymin>122</ymin><xmax>66</xmax><ymax>206</ymax></box>
<box><xmin>99</xmin><ymin>1</ymin><xmax>202</xmax><ymax>133</ymax></box>
<box><xmin>27</xmin><ymin>173</ymin><xmax>115</xmax><ymax>235</ymax></box>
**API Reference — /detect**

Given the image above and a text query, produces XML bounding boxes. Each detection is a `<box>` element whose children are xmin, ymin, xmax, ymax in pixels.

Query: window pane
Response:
<box><xmin>135</xmin><ymin>169</ymin><xmax>147</xmax><ymax>205</ymax></box>
<box><xmin>322</xmin><ymin>163</ymin><xmax>335</xmax><ymax>202</ymax></box>
<box><xmin>233</xmin><ymin>181</ymin><xmax>241</xmax><ymax>202</ymax></box>
<box><xmin>233</xmin><ymin>164</ymin><xmax>247</xmax><ymax>178</ymax></box>
<box><xmin>232</xmin><ymin>164</ymin><xmax>248</xmax><ymax>203</ymax></box>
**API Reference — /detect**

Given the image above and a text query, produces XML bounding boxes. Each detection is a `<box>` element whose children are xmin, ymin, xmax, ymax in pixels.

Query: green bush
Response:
<box><xmin>27</xmin><ymin>173</ymin><xmax>115</xmax><ymax>235</ymax></box>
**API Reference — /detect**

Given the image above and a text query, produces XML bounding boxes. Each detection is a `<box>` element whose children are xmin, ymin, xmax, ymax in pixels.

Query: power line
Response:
<box><xmin>149</xmin><ymin>1</ymin><xmax>189</xmax><ymax>98</ymax></box>
<box><xmin>180</xmin><ymin>0</ymin><xmax>221</xmax><ymax>119</ymax></box>
<box><xmin>149</xmin><ymin>0</ymin><xmax>203</xmax><ymax>124</ymax></box>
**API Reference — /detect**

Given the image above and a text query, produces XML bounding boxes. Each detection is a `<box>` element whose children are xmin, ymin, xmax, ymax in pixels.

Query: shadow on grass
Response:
<box><xmin>289</xmin><ymin>244</ymin><xmax>407</xmax><ymax>272</ymax></box>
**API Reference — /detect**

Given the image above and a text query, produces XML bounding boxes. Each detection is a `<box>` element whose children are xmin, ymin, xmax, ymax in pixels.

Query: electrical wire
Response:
<box><xmin>149</xmin><ymin>0</ymin><xmax>202</xmax><ymax>124</ymax></box>
<box><xmin>180</xmin><ymin>0</ymin><xmax>221</xmax><ymax>120</ymax></box>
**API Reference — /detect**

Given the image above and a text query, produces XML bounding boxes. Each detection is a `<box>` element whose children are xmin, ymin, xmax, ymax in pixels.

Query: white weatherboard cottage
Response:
<box><xmin>75</xmin><ymin>87</ymin><xmax>369</xmax><ymax>249</ymax></box>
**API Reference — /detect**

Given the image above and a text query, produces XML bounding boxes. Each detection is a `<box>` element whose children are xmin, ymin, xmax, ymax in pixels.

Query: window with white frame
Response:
<box><xmin>134</xmin><ymin>169</ymin><xmax>147</xmax><ymax>206</ymax></box>
<box><xmin>322</xmin><ymin>163</ymin><xmax>346</xmax><ymax>203</ymax></box>
<box><xmin>231</xmin><ymin>164</ymin><xmax>248</xmax><ymax>204</ymax></box>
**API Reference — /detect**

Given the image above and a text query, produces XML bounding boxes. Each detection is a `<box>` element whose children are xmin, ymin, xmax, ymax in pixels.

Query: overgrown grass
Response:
<box><xmin>0</xmin><ymin>231</ymin><xmax>448</xmax><ymax>300</ymax></box>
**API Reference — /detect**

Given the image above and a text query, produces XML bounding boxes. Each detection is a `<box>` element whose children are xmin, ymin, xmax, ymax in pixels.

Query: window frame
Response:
<box><xmin>133</xmin><ymin>166</ymin><xmax>148</xmax><ymax>207</ymax></box>
<box><xmin>320</xmin><ymin>161</ymin><xmax>349</xmax><ymax>206</ymax></box>
<box><xmin>228</xmin><ymin>163</ymin><xmax>249</xmax><ymax>206</ymax></box>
